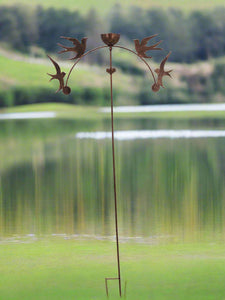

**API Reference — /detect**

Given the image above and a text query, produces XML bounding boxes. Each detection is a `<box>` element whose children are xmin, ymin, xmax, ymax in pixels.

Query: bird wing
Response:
<box><xmin>47</xmin><ymin>55</ymin><xmax>61</xmax><ymax>74</ymax></box>
<box><xmin>140</xmin><ymin>34</ymin><xmax>158</xmax><ymax>46</ymax></box>
<box><xmin>160</xmin><ymin>51</ymin><xmax>172</xmax><ymax>71</ymax></box>
<box><xmin>60</xmin><ymin>36</ymin><xmax>80</xmax><ymax>46</ymax></box>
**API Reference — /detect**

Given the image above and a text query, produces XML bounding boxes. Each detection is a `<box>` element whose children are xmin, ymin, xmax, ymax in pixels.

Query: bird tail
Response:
<box><xmin>165</xmin><ymin>70</ymin><xmax>173</xmax><ymax>77</ymax></box>
<box><xmin>58</xmin><ymin>50</ymin><xmax>67</xmax><ymax>54</ymax></box>
<box><xmin>150</xmin><ymin>40</ymin><xmax>163</xmax><ymax>50</ymax></box>
<box><xmin>47</xmin><ymin>73</ymin><xmax>54</xmax><ymax>81</ymax></box>
<box><xmin>57</xmin><ymin>43</ymin><xmax>70</xmax><ymax>51</ymax></box>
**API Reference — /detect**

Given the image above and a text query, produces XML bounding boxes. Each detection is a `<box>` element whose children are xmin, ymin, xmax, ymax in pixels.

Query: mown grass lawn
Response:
<box><xmin>1</xmin><ymin>239</ymin><xmax>225</xmax><ymax>300</ymax></box>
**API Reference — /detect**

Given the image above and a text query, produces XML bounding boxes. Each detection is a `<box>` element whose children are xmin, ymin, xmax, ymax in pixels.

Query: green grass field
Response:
<box><xmin>0</xmin><ymin>0</ymin><xmax>224</xmax><ymax>14</ymax></box>
<box><xmin>0</xmin><ymin>52</ymin><xmax>139</xmax><ymax>94</ymax></box>
<box><xmin>0</xmin><ymin>50</ymin><xmax>224</xmax><ymax>113</ymax></box>
<box><xmin>1</xmin><ymin>239</ymin><xmax>225</xmax><ymax>300</ymax></box>
<box><xmin>0</xmin><ymin>50</ymin><xmax>221</xmax><ymax>107</ymax></box>
<box><xmin>0</xmin><ymin>55</ymin><xmax>108</xmax><ymax>89</ymax></box>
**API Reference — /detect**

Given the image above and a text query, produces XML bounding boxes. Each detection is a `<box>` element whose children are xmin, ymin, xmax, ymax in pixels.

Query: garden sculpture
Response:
<box><xmin>47</xmin><ymin>32</ymin><xmax>172</xmax><ymax>297</ymax></box>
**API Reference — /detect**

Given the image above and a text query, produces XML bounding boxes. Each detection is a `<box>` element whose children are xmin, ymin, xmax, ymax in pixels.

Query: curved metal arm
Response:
<box><xmin>65</xmin><ymin>45</ymin><xmax>108</xmax><ymax>86</ymax></box>
<box><xmin>65</xmin><ymin>44</ymin><xmax>156</xmax><ymax>86</ymax></box>
<box><xmin>114</xmin><ymin>45</ymin><xmax>156</xmax><ymax>84</ymax></box>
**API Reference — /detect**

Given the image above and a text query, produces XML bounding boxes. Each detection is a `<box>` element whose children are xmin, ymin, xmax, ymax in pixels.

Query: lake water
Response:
<box><xmin>100</xmin><ymin>103</ymin><xmax>225</xmax><ymax>113</ymax></box>
<box><xmin>1</xmin><ymin>114</ymin><xmax>225</xmax><ymax>242</ymax></box>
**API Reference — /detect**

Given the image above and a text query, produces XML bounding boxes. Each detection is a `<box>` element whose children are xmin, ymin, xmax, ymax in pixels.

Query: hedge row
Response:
<box><xmin>0</xmin><ymin>86</ymin><xmax>112</xmax><ymax>108</ymax></box>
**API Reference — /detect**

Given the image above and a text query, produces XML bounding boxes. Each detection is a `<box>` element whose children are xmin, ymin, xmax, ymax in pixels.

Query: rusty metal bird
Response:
<box><xmin>58</xmin><ymin>36</ymin><xmax>87</xmax><ymax>60</ymax></box>
<box><xmin>154</xmin><ymin>51</ymin><xmax>172</xmax><ymax>88</ymax></box>
<box><xmin>134</xmin><ymin>34</ymin><xmax>163</xmax><ymax>58</ymax></box>
<box><xmin>47</xmin><ymin>55</ymin><xmax>66</xmax><ymax>93</ymax></box>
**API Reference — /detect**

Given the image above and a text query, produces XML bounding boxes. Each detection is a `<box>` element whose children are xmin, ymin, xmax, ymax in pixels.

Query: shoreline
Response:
<box><xmin>2</xmin><ymin>103</ymin><xmax>225</xmax><ymax>121</ymax></box>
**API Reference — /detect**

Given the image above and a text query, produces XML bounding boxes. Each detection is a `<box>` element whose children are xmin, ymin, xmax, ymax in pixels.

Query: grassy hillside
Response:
<box><xmin>0</xmin><ymin>52</ymin><xmax>137</xmax><ymax>93</ymax></box>
<box><xmin>1</xmin><ymin>46</ymin><xmax>225</xmax><ymax>109</ymax></box>
<box><xmin>0</xmin><ymin>55</ymin><xmax>107</xmax><ymax>89</ymax></box>
<box><xmin>0</xmin><ymin>0</ymin><xmax>224</xmax><ymax>14</ymax></box>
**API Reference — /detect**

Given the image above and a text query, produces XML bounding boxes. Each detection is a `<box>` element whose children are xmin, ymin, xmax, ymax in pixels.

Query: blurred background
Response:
<box><xmin>1</xmin><ymin>1</ymin><xmax>225</xmax><ymax>299</ymax></box>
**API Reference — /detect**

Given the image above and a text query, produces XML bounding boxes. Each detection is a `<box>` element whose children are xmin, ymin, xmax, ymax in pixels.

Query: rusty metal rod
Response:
<box><xmin>105</xmin><ymin>277</ymin><xmax>119</xmax><ymax>297</ymax></box>
<box><xmin>109</xmin><ymin>46</ymin><xmax>122</xmax><ymax>297</ymax></box>
<box><xmin>105</xmin><ymin>278</ymin><xmax>109</xmax><ymax>297</ymax></box>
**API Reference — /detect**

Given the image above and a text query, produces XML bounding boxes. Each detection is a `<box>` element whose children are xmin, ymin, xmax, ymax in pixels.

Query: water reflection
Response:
<box><xmin>0</xmin><ymin>111</ymin><xmax>56</xmax><ymax>120</ymax></box>
<box><xmin>1</xmin><ymin>118</ymin><xmax>225</xmax><ymax>242</ymax></box>
<box><xmin>101</xmin><ymin>103</ymin><xmax>225</xmax><ymax>113</ymax></box>
<box><xmin>76</xmin><ymin>130</ymin><xmax>225</xmax><ymax>140</ymax></box>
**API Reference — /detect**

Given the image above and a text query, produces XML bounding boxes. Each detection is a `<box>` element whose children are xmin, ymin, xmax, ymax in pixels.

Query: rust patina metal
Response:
<box><xmin>47</xmin><ymin>32</ymin><xmax>172</xmax><ymax>298</ymax></box>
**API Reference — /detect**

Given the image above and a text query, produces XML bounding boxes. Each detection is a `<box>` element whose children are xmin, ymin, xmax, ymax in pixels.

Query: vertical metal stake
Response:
<box><xmin>48</xmin><ymin>32</ymin><xmax>172</xmax><ymax>300</ymax></box>
<box><xmin>109</xmin><ymin>46</ymin><xmax>122</xmax><ymax>297</ymax></box>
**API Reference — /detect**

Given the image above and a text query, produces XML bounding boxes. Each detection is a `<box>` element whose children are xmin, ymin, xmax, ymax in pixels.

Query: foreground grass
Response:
<box><xmin>0</xmin><ymin>0</ymin><xmax>224</xmax><ymax>14</ymax></box>
<box><xmin>2</xmin><ymin>103</ymin><xmax>225</xmax><ymax>121</ymax></box>
<box><xmin>0</xmin><ymin>238</ymin><xmax>225</xmax><ymax>300</ymax></box>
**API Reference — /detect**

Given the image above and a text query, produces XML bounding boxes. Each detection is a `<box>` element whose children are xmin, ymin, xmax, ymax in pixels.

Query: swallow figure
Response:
<box><xmin>58</xmin><ymin>36</ymin><xmax>87</xmax><ymax>60</ymax></box>
<box><xmin>134</xmin><ymin>34</ymin><xmax>163</xmax><ymax>58</ymax></box>
<box><xmin>154</xmin><ymin>51</ymin><xmax>172</xmax><ymax>88</ymax></box>
<box><xmin>47</xmin><ymin>55</ymin><xmax>66</xmax><ymax>93</ymax></box>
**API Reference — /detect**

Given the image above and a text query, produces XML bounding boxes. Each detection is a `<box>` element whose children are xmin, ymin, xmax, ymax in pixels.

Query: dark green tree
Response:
<box><xmin>37</xmin><ymin>6</ymin><xmax>86</xmax><ymax>52</ymax></box>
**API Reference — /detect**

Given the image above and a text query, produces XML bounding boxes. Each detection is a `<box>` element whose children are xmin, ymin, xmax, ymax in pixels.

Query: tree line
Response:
<box><xmin>0</xmin><ymin>4</ymin><xmax>225</xmax><ymax>63</ymax></box>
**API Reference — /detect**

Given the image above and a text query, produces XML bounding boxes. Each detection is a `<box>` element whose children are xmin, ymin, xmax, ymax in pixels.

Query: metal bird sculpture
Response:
<box><xmin>154</xmin><ymin>51</ymin><xmax>172</xmax><ymax>89</ymax></box>
<box><xmin>58</xmin><ymin>36</ymin><xmax>87</xmax><ymax>59</ymax></box>
<box><xmin>47</xmin><ymin>55</ymin><xmax>66</xmax><ymax>93</ymax></box>
<box><xmin>47</xmin><ymin>33</ymin><xmax>173</xmax><ymax>298</ymax></box>
<box><xmin>134</xmin><ymin>34</ymin><xmax>163</xmax><ymax>58</ymax></box>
